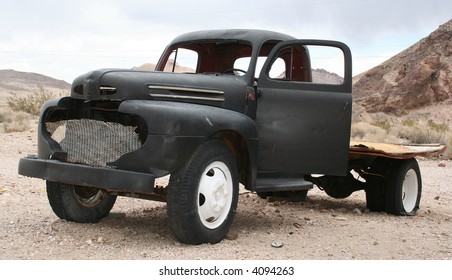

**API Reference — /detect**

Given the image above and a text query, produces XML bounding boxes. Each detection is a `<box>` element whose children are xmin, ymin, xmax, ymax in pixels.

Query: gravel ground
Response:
<box><xmin>0</xmin><ymin>129</ymin><xmax>451</xmax><ymax>260</ymax></box>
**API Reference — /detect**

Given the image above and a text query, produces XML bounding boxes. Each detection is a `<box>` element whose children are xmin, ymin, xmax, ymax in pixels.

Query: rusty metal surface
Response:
<box><xmin>349</xmin><ymin>141</ymin><xmax>447</xmax><ymax>159</ymax></box>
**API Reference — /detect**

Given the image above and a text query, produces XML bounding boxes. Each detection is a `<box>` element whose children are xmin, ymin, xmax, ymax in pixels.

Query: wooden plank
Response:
<box><xmin>349</xmin><ymin>141</ymin><xmax>447</xmax><ymax>159</ymax></box>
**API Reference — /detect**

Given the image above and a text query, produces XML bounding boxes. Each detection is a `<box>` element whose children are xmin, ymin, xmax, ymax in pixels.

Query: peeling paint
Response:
<box><xmin>205</xmin><ymin>117</ymin><xmax>213</xmax><ymax>127</ymax></box>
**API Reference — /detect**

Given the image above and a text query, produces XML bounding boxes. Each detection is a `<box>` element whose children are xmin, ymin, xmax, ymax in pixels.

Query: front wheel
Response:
<box><xmin>46</xmin><ymin>181</ymin><xmax>117</xmax><ymax>223</ymax></box>
<box><xmin>167</xmin><ymin>140</ymin><xmax>239</xmax><ymax>244</ymax></box>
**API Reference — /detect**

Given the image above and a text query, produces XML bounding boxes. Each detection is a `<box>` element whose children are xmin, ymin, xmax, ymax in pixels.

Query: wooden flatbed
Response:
<box><xmin>349</xmin><ymin>141</ymin><xmax>447</xmax><ymax>159</ymax></box>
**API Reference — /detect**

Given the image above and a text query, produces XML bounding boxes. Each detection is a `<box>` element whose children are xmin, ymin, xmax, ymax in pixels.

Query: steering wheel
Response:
<box><xmin>223</xmin><ymin>68</ymin><xmax>247</xmax><ymax>75</ymax></box>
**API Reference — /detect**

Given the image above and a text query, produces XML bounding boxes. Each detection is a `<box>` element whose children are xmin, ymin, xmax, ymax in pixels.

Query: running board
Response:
<box><xmin>254</xmin><ymin>177</ymin><xmax>313</xmax><ymax>192</ymax></box>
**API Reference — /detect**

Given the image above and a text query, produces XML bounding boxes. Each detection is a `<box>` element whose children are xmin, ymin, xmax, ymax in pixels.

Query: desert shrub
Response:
<box><xmin>427</xmin><ymin>119</ymin><xmax>448</xmax><ymax>134</ymax></box>
<box><xmin>444</xmin><ymin>133</ymin><xmax>452</xmax><ymax>159</ymax></box>
<box><xmin>2</xmin><ymin>111</ymin><xmax>32</xmax><ymax>133</ymax></box>
<box><xmin>0</xmin><ymin>109</ymin><xmax>9</xmax><ymax>123</ymax></box>
<box><xmin>351</xmin><ymin>122</ymin><xmax>390</xmax><ymax>142</ymax></box>
<box><xmin>7</xmin><ymin>85</ymin><xmax>60</xmax><ymax>116</ymax></box>
<box><xmin>402</xmin><ymin>118</ymin><xmax>415</xmax><ymax>127</ymax></box>
<box><xmin>372</xmin><ymin>119</ymin><xmax>391</xmax><ymax>131</ymax></box>
<box><xmin>396</xmin><ymin>120</ymin><xmax>449</xmax><ymax>144</ymax></box>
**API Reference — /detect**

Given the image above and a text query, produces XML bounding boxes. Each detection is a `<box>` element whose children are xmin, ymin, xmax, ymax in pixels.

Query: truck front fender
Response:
<box><xmin>114</xmin><ymin>100</ymin><xmax>258</xmax><ymax>177</ymax></box>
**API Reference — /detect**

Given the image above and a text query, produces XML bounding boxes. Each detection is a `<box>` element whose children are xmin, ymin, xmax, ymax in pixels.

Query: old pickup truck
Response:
<box><xmin>18</xmin><ymin>29</ymin><xmax>446</xmax><ymax>244</ymax></box>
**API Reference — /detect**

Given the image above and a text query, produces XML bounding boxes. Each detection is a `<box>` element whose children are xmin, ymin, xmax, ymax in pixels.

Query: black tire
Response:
<box><xmin>385</xmin><ymin>158</ymin><xmax>422</xmax><ymax>216</ymax></box>
<box><xmin>365</xmin><ymin>157</ymin><xmax>390</xmax><ymax>212</ymax></box>
<box><xmin>167</xmin><ymin>140</ymin><xmax>239</xmax><ymax>244</ymax></box>
<box><xmin>46</xmin><ymin>181</ymin><xmax>117</xmax><ymax>223</ymax></box>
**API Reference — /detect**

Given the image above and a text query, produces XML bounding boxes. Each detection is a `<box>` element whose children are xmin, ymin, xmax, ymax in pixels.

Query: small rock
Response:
<box><xmin>293</xmin><ymin>222</ymin><xmax>302</xmax><ymax>228</ymax></box>
<box><xmin>44</xmin><ymin>225</ymin><xmax>54</xmax><ymax>235</ymax></box>
<box><xmin>438</xmin><ymin>163</ymin><xmax>446</xmax><ymax>167</ymax></box>
<box><xmin>352</xmin><ymin>208</ymin><xmax>362</xmax><ymax>215</ymax></box>
<box><xmin>434</xmin><ymin>196</ymin><xmax>440</xmax><ymax>200</ymax></box>
<box><xmin>336</xmin><ymin>217</ymin><xmax>348</xmax><ymax>221</ymax></box>
<box><xmin>271</xmin><ymin>241</ymin><xmax>284</xmax><ymax>248</ymax></box>
<box><xmin>225</xmin><ymin>232</ymin><xmax>239</xmax><ymax>240</ymax></box>
<box><xmin>373</xmin><ymin>241</ymin><xmax>379</xmax><ymax>246</ymax></box>
<box><xmin>109</xmin><ymin>212</ymin><xmax>127</xmax><ymax>218</ymax></box>
<box><xmin>260</xmin><ymin>206</ymin><xmax>277</xmax><ymax>214</ymax></box>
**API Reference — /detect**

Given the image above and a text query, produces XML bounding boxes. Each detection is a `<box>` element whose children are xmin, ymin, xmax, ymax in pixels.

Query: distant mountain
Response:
<box><xmin>353</xmin><ymin>19</ymin><xmax>451</xmax><ymax>116</ymax></box>
<box><xmin>0</xmin><ymin>69</ymin><xmax>70</xmax><ymax>107</ymax></box>
<box><xmin>132</xmin><ymin>60</ymin><xmax>194</xmax><ymax>73</ymax></box>
<box><xmin>133</xmin><ymin>62</ymin><xmax>344</xmax><ymax>84</ymax></box>
<box><xmin>312</xmin><ymin>68</ymin><xmax>343</xmax><ymax>84</ymax></box>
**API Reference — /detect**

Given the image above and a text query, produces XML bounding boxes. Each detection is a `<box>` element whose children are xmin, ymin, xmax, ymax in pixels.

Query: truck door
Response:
<box><xmin>256</xmin><ymin>40</ymin><xmax>352</xmax><ymax>176</ymax></box>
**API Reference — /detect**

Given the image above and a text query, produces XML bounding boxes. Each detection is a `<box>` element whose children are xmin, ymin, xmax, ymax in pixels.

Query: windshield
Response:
<box><xmin>158</xmin><ymin>40</ymin><xmax>253</xmax><ymax>75</ymax></box>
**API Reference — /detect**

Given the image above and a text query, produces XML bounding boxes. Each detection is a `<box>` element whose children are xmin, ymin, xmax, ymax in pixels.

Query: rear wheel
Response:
<box><xmin>365</xmin><ymin>157</ymin><xmax>390</xmax><ymax>212</ymax></box>
<box><xmin>385</xmin><ymin>158</ymin><xmax>422</xmax><ymax>216</ymax></box>
<box><xmin>365</xmin><ymin>158</ymin><xmax>422</xmax><ymax>216</ymax></box>
<box><xmin>167</xmin><ymin>140</ymin><xmax>239</xmax><ymax>244</ymax></box>
<box><xmin>46</xmin><ymin>181</ymin><xmax>117</xmax><ymax>223</ymax></box>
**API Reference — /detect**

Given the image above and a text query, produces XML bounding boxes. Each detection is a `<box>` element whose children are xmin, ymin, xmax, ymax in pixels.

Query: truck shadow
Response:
<box><xmin>48</xmin><ymin>191</ymin><xmax>370</xmax><ymax>247</ymax></box>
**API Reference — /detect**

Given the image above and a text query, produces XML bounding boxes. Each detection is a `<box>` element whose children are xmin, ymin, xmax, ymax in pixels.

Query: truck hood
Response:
<box><xmin>70</xmin><ymin>69</ymin><xmax>249</xmax><ymax>111</ymax></box>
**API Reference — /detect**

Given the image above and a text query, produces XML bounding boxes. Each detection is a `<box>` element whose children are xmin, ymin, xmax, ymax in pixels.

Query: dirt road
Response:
<box><xmin>0</xmin><ymin>130</ymin><xmax>451</xmax><ymax>260</ymax></box>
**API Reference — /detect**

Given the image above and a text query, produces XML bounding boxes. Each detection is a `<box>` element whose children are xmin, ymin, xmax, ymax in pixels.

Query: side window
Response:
<box><xmin>163</xmin><ymin>48</ymin><xmax>198</xmax><ymax>73</ymax></box>
<box><xmin>268</xmin><ymin>44</ymin><xmax>345</xmax><ymax>84</ymax></box>
<box><xmin>308</xmin><ymin>45</ymin><xmax>344</xmax><ymax>84</ymax></box>
<box><xmin>235</xmin><ymin>57</ymin><xmax>285</xmax><ymax>79</ymax></box>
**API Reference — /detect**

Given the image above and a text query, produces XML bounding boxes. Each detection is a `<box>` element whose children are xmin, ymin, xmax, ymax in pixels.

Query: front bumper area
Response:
<box><xmin>18</xmin><ymin>156</ymin><xmax>156</xmax><ymax>194</ymax></box>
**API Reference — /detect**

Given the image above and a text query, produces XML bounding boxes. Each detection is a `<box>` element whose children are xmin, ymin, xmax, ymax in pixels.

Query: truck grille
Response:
<box><xmin>46</xmin><ymin>119</ymin><xmax>142</xmax><ymax>167</ymax></box>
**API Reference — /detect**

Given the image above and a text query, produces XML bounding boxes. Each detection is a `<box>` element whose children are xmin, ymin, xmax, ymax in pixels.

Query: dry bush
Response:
<box><xmin>0</xmin><ymin>109</ymin><xmax>9</xmax><ymax>123</ymax></box>
<box><xmin>441</xmin><ymin>132</ymin><xmax>452</xmax><ymax>159</ymax></box>
<box><xmin>1</xmin><ymin>110</ymin><xmax>32</xmax><ymax>133</ymax></box>
<box><xmin>443</xmin><ymin>133</ymin><xmax>452</xmax><ymax>159</ymax></box>
<box><xmin>7</xmin><ymin>85</ymin><xmax>61</xmax><ymax>116</ymax></box>
<box><xmin>351</xmin><ymin>121</ymin><xmax>396</xmax><ymax>142</ymax></box>
<box><xmin>393</xmin><ymin>119</ymin><xmax>451</xmax><ymax>159</ymax></box>
<box><xmin>372</xmin><ymin>119</ymin><xmax>391</xmax><ymax>131</ymax></box>
<box><xmin>395</xmin><ymin>119</ymin><xmax>449</xmax><ymax>144</ymax></box>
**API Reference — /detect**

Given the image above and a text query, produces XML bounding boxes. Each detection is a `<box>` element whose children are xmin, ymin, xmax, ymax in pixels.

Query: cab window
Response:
<box><xmin>267</xmin><ymin>44</ymin><xmax>345</xmax><ymax>84</ymax></box>
<box><xmin>160</xmin><ymin>41</ymin><xmax>252</xmax><ymax>74</ymax></box>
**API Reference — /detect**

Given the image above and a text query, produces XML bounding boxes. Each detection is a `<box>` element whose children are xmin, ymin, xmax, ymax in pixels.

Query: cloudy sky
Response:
<box><xmin>0</xmin><ymin>0</ymin><xmax>450</xmax><ymax>83</ymax></box>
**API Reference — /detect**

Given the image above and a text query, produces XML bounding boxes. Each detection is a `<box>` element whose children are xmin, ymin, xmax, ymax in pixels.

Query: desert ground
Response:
<box><xmin>0</xmin><ymin>128</ymin><xmax>451</xmax><ymax>260</ymax></box>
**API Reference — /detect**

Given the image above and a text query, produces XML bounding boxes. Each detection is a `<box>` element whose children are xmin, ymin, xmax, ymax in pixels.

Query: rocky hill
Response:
<box><xmin>132</xmin><ymin>60</ymin><xmax>193</xmax><ymax>73</ymax></box>
<box><xmin>0</xmin><ymin>69</ymin><xmax>70</xmax><ymax>107</ymax></box>
<box><xmin>353</xmin><ymin>19</ymin><xmax>451</xmax><ymax>117</ymax></box>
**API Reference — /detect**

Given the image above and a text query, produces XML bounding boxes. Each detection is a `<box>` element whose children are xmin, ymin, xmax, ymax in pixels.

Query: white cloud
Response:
<box><xmin>0</xmin><ymin>0</ymin><xmax>451</xmax><ymax>82</ymax></box>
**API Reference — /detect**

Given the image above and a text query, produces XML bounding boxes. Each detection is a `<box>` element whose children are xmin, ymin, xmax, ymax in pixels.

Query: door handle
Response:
<box><xmin>342</xmin><ymin>101</ymin><xmax>350</xmax><ymax>111</ymax></box>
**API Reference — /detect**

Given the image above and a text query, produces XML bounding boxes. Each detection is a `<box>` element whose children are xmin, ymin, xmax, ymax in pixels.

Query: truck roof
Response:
<box><xmin>168</xmin><ymin>29</ymin><xmax>297</xmax><ymax>46</ymax></box>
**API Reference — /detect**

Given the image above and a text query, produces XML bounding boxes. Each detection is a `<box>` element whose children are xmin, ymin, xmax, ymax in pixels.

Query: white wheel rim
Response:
<box><xmin>402</xmin><ymin>169</ymin><xmax>418</xmax><ymax>212</ymax></box>
<box><xmin>197</xmin><ymin>161</ymin><xmax>233</xmax><ymax>229</ymax></box>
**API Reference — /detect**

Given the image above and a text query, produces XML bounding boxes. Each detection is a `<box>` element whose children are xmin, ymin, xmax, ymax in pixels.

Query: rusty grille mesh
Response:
<box><xmin>46</xmin><ymin>119</ymin><xmax>142</xmax><ymax>167</ymax></box>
